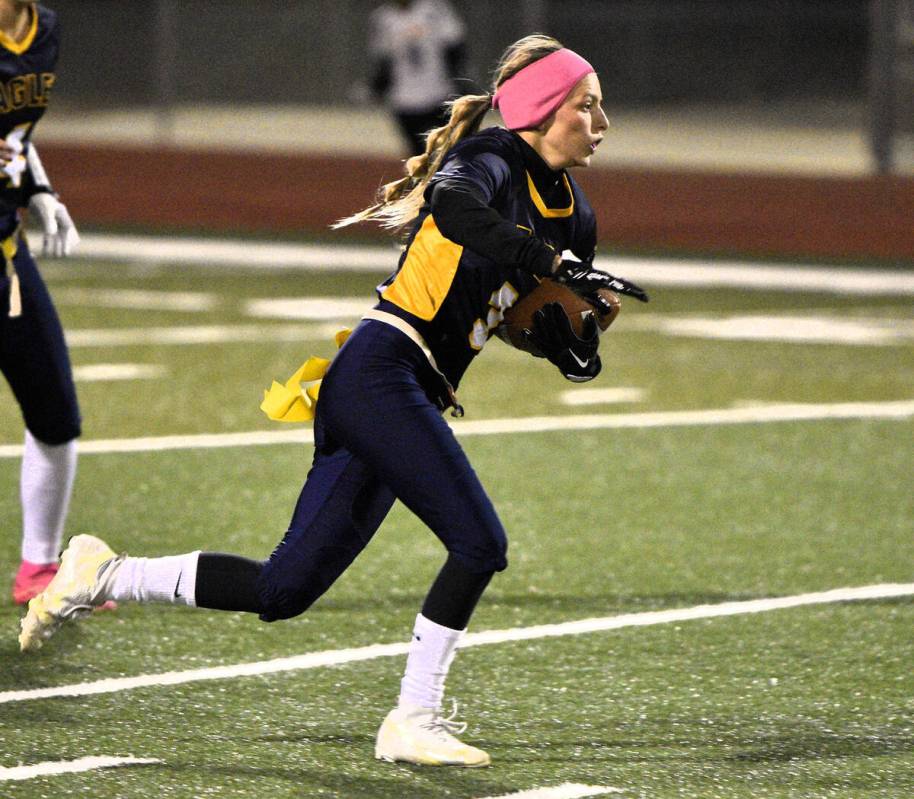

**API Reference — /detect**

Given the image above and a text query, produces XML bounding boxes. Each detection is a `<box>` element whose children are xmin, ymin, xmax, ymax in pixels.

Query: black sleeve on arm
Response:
<box><xmin>429</xmin><ymin>177</ymin><xmax>556</xmax><ymax>276</ymax></box>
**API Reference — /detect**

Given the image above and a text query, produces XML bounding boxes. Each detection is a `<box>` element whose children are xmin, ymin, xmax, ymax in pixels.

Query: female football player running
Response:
<box><xmin>0</xmin><ymin>0</ymin><xmax>81</xmax><ymax>605</ymax></box>
<box><xmin>19</xmin><ymin>34</ymin><xmax>646</xmax><ymax>767</ymax></box>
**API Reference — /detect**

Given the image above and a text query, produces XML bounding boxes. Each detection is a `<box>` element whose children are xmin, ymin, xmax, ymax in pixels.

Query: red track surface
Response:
<box><xmin>42</xmin><ymin>143</ymin><xmax>914</xmax><ymax>262</ymax></box>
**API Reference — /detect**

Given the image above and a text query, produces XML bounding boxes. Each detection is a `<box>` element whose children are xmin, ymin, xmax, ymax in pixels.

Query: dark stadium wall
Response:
<box><xmin>47</xmin><ymin>1</ymin><xmax>868</xmax><ymax>109</ymax></box>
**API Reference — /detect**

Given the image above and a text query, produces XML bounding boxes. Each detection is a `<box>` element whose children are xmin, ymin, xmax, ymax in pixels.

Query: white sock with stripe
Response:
<box><xmin>20</xmin><ymin>431</ymin><xmax>77</xmax><ymax>564</ymax></box>
<box><xmin>398</xmin><ymin>613</ymin><xmax>464</xmax><ymax>710</ymax></box>
<box><xmin>110</xmin><ymin>552</ymin><xmax>200</xmax><ymax>605</ymax></box>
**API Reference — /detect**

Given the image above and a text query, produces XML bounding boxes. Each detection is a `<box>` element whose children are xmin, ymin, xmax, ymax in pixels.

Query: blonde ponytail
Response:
<box><xmin>334</xmin><ymin>93</ymin><xmax>492</xmax><ymax>231</ymax></box>
<box><xmin>335</xmin><ymin>33</ymin><xmax>564</xmax><ymax>233</ymax></box>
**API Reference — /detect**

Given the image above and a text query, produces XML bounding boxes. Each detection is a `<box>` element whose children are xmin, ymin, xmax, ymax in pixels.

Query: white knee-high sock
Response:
<box><xmin>398</xmin><ymin>613</ymin><xmax>464</xmax><ymax>710</ymax></box>
<box><xmin>110</xmin><ymin>551</ymin><xmax>200</xmax><ymax>606</ymax></box>
<box><xmin>20</xmin><ymin>431</ymin><xmax>77</xmax><ymax>564</ymax></box>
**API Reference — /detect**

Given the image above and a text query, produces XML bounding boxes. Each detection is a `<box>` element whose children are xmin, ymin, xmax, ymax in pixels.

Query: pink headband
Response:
<box><xmin>492</xmin><ymin>48</ymin><xmax>594</xmax><ymax>130</ymax></box>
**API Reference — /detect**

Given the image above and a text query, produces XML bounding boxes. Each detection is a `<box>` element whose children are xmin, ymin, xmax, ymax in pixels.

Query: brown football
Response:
<box><xmin>498</xmin><ymin>278</ymin><xmax>621</xmax><ymax>355</ymax></box>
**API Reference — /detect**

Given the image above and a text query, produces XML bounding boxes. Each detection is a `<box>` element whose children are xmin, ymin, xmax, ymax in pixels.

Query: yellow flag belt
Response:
<box><xmin>3</xmin><ymin>230</ymin><xmax>20</xmax><ymax>318</ymax></box>
<box><xmin>260</xmin><ymin>328</ymin><xmax>351</xmax><ymax>422</ymax></box>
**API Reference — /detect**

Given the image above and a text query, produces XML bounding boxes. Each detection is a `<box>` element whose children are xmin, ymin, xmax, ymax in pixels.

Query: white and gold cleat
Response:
<box><xmin>19</xmin><ymin>534</ymin><xmax>123</xmax><ymax>653</ymax></box>
<box><xmin>375</xmin><ymin>701</ymin><xmax>490</xmax><ymax>767</ymax></box>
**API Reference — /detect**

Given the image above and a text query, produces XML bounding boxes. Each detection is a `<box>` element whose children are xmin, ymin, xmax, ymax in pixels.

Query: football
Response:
<box><xmin>498</xmin><ymin>278</ymin><xmax>621</xmax><ymax>354</ymax></box>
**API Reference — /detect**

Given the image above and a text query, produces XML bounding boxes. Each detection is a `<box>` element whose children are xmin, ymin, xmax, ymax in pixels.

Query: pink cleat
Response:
<box><xmin>12</xmin><ymin>560</ymin><xmax>59</xmax><ymax>605</ymax></box>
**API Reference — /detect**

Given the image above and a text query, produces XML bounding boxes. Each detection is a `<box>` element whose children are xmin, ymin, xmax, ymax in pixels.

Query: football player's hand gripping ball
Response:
<box><xmin>28</xmin><ymin>192</ymin><xmax>80</xmax><ymax>257</ymax></box>
<box><xmin>524</xmin><ymin>301</ymin><xmax>601</xmax><ymax>382</ymax></box>
<box><xmin>555</xmin><ymin>260</ymin><xmax>650</xmax><ymax>306</ymax></box>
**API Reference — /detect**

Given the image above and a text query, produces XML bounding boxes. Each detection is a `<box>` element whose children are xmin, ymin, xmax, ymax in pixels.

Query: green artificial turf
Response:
<box><xmin>0</xmin><ymin>247</ymin><xmax>911</xmax><ymax>798</ymax></box>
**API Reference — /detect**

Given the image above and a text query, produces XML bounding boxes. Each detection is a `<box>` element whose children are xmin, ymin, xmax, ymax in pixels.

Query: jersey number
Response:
<box><xmin>468</xmin><ymin>281</ymin><xmax>519</xmax><ymax>351</ymax></box>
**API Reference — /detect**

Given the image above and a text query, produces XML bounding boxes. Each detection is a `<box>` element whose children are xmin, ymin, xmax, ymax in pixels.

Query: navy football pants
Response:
<box><xmin>0</xmin><ymin>232</ymin><xmax>81</xmax><ymax>445</ymax></box>
<box><xmin>257</xmin><ymin>319</ymin><xmax>507</xmax><ymax>621</ymax></box>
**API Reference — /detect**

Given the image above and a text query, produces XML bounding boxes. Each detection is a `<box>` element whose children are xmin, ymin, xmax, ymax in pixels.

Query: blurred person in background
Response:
<box><xmin>0</xmin><ymin>0</ymin><xmax>81</xmax><ymax>605</ymax></box>
<box><xmin>368</xmin><ymin>0</ymin><xmax>467</xmax><ymax>155</ymax></box>
<box><xmin>19</xmin><ymin>34</ymin><xmax>647</xmax><ymax>769</ymax></box>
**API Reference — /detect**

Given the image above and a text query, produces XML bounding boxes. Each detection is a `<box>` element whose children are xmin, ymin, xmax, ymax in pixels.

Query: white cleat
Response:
<box><xmin>19</xmin><ymin>534</ymin><xmax>124</xmax><ymax>653</ymax></box>
<box><xmin>375</xmin><ymin>701</ymin><xmax>491</xmax><ymax>767</ymax></box>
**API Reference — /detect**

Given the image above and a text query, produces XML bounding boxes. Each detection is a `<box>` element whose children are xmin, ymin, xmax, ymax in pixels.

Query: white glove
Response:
<box><xmin>28</xmin><ymin>191</ymin><xmax>80</xmax><ymax>257</ymax></box>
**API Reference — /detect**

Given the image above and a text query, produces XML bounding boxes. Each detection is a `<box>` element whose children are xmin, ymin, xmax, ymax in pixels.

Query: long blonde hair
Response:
<box><xmin>334</xmin><ymin>34</ymin><xmax>564</xmax><ymax>232</ymax></box>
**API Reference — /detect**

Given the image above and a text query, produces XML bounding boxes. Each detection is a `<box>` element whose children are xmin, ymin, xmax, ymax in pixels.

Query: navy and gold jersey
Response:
<box><xmin>0</xmin><ymin>3</ymin><xmax>58</xmax><ymax>216</ymax></box>
<box><xmin>375</xmin><ymin>126</ymin><xmax>597</xmax><ymax>388</ymax></box>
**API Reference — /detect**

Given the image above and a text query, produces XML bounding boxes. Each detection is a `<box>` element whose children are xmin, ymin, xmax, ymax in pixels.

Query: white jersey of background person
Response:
<box><xmin>369</xmin><ymin>0</ymin><xmax>465</xmax><ymax>113</ymax></box>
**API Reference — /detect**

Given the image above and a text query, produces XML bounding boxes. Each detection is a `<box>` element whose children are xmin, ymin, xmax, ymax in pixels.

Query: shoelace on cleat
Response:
<box><xmin>421</xmin><ymin>699</ymin><xmax>468</xmax><ymax>737</ymax></box>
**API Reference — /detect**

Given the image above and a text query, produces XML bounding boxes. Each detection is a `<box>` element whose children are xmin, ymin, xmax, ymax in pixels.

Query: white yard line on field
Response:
<box><xmin>477</xmin><ymin>784</ymin><xmax>624</xmax><ymax>799</ymax></box>
<box><xmin>65</xmin><ymin>233</ymin><xmax>395</xmax><ymax>271</ymax></box>
<box><xmin>62</xmin><ymin>314</ymin><xmax>914</xmax><ymax>351</ymax></box>
<box><xmin>0</xmin><ymin>429</ymin><xmax>311</xmax><ymax>458</ymax></box>
<box><xmin>0</xmin><ymin>756</ymin><xmax>161</xmax><ymax>782</ymax></box>
<box><xmin>64</xmin><ymin>322</ymin><xmax>340</xmax><ymax>348</ymax></box>
<box><xmin>605</xmin><ymin>257</ymin><xmax>914</xmax><ymax>296</ymax></box>
<box><xmin>54</xmin><ymin>288</ymin><xmax>217</xmax><ymax>312</ymax></box>
<box><xmin>244</xmin><ymin>297</ymin><xmax>370</xmax><ymax>320</ymax></box>
<box><xmin>2</xmin><ymin>583</ymin><xmax>912</xmax><ymax>705</ymax></box>
<box><xmin>0</xmin><ymin>400</ymin><xmax>912</xmax><ymax>458</ymax></box>
<box><xmin>72</xmin><ymin>363</ymin><xmax>166</xmax><ymax>382</ymax></box>
<box><xmin>0</xmin><ymin>399</ymin><xmax>911</xmax><ymax>459</ymax></box>
<box><xmin>560</xmin><ymin>387</ymin><xmax>647</xmax><ymax>406</ymax></box>
<box><xmin>651</xmin><ymin>314</ymin><xmax>914</xmax><ymax>345</ymax></box>
<box><xmin>56</xmin><ymin>232</ymin><xmax>914</xmax><ymax>295</ymax></box>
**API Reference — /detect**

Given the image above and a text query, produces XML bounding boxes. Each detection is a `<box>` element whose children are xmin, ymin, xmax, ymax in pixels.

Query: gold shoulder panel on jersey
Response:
<box><xmin>382</xmin><ymin>215</ymin><xmax>463</xmax><ymax>321</ymax></box>
<box><xmin>0</xmin><ymin>5</ymin><xmax>38</xmax><ymax>55</ymax></box>
<box><xmin>526</xmin><ymin>171</ymin><xmax>574</xmax><ymax>218</ymax></box>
